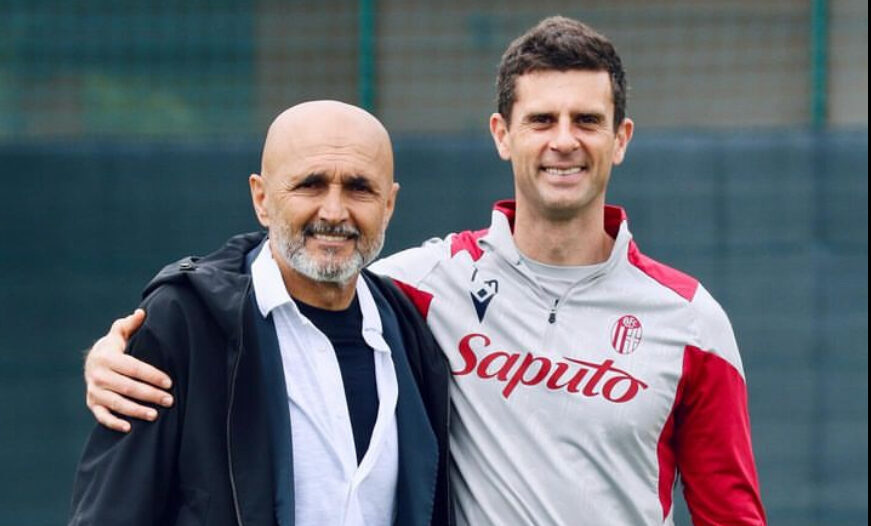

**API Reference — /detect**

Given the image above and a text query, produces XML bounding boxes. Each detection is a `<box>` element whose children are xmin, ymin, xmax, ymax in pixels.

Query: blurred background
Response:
<box><xmin>0</xmin><ymin>1</ymin><xmax>866</xmax><ymax>524</ymax></box>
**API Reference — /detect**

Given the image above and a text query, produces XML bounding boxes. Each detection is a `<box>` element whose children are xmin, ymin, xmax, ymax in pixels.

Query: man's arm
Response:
<box><xmin>671</xmin><ymin>286</ymin><xmax>766</xmax><ymax>525</ymax></box>
<box><xmin>672</xmin><ymin>346</ymin><xmax>766</xmax><ymax>525</ymax></box>
<box><xmin>85</xmin><ymin>309</ymin><xmax>174</xmax><ymax>432</ymax></box>
<box><xmin>71</xmin><ymin>321</ymin><xmax>182</xmax><ymax>525</ymax></box>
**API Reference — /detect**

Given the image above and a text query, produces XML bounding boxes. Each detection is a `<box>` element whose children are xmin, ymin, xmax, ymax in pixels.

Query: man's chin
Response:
<box><xmin>289</xmin><ymin>254</ymin><xmax>363</xmax><ymax>285</ymax></box>
<box><xmin>535</xmin><ymin>193</ymin><xmax>603</xmax><ymax>220</ymax></box>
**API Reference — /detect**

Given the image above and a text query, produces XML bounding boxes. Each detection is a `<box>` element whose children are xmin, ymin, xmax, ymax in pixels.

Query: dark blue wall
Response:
<box><xmin>0</xmin><ymin>129</ymin><xmax>866</xmax><ymax>525</ymax></box>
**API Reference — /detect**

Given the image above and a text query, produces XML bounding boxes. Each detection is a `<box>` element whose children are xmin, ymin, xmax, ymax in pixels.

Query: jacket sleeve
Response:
<box><xmin>672</xmin><ymin>287</ymin><xmax>766</xmax><ymax>525</ymax></box>
<box><xmin>69</xmin><ymin>321</ymin><xmax>183</xmax><ymax>526</ymax></box>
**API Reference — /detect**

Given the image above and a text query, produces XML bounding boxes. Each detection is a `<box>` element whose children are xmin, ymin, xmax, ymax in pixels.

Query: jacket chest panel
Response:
<box><xmin>426</xmin><ymin>258</ymin><xmax>693</xmax><ymax>437</ymax></box>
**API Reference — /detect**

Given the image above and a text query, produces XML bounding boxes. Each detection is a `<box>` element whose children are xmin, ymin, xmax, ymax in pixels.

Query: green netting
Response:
<box><xmin>1</xmin><ymin>1</ymin><xmax>867</xmax><ymax>140</ymax></box>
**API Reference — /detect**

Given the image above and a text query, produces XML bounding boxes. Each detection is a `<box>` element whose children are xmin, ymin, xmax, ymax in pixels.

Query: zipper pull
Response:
<box><xmin>548</xmin><ymin>299</ymin><xmax>558</xmax><ymax>324</ymax></box>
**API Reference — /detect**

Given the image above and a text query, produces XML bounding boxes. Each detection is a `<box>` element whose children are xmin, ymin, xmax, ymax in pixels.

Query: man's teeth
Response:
<box><xmin>543</xmin><ymin>166</ymin><xmax>584</xmax><ymax>175</ymax></box>
<box><xmin>314</xmin><ymin>234</ymin><xmax>349</xmax><ymax>242</ymax></box>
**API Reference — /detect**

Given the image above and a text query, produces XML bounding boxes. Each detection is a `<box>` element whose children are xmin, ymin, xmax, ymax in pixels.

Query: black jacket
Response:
<box><xmin>69</xmin><ymin>232</ymin><xmax>451</xmax><ymax>526</ymax></box>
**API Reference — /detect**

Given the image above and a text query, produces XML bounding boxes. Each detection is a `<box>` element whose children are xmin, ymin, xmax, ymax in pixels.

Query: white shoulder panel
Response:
<box><xmin>691</xmin><ymin>284</ymin><xmax>745</xmax><ymax>378</ymax></box>
<box><xmin>368</xmin><ymin>235</ymin><xmax>453</xmax><ymax>287</ymax></box>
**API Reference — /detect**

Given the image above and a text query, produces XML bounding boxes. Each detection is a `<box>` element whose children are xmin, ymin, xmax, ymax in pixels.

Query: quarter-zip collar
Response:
<box><xmin>478</xmin><ymin>200</ymin><xmax>634</xmax><ymax>287</ymax></box>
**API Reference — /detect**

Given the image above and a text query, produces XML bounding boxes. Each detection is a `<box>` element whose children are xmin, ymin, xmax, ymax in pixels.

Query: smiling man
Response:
<box><xmin>69</xmin><ymin>101</ymin><xmax>449</xmax><ymax>526</ymax></box>
<box><xmin>80</xmin><ymin>16</ymin><xmax>766</xmax><ymax>526</ymax></box>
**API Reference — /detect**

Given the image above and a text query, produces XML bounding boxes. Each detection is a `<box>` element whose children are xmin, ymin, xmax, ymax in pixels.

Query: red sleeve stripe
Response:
<box><xmin>657</xmin><ymin>345</ymin><xmax>766</xmax><ymax>525</ymax></box>
<box><xmin>627</xmin><ymin>241</ymin><xmax>699</xmax><ymax>302</ymax></box>
<box><xmin>391</xmin><ymin>278</ymin><xmax>434</xmax><ymax>319</ymax></box>
<box><xmin>656</xmin><ymin>366</ymin><xmax>683</xmax><ymax>520</ymax></box>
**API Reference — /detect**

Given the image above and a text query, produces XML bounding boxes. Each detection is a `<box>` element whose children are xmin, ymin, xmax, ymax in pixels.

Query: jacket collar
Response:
<box><xmin>363</xmin><ymin>271</ymin><xmax>440</xmax><ymax>526</ymax></box>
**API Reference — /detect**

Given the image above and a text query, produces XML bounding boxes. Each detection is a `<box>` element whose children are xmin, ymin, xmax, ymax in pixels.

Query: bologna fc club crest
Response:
<box><xmin>469</xmin><ymin>268</ymin><xmax>499</xmax><ymax>322</ymax></box>
<box><xmin>610</xmin><ymin>315</ymin><xmax>643</xmax><ymax>355</ymax></box>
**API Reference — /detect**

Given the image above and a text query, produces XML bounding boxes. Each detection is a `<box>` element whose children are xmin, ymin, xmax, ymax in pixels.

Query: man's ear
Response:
<box><xmin>612</xmin><ymin>117</ymin><xmax>634</xmax><ymax>166</ymax></box>
<box><xmin>249</xmin><ymin>173</ymin><xmax>270</xmax><ymax>228</ymax></box>
<box><xmin>383</xmin><ymin>182</ymin><xmax>400</xmax><ymax>226</ymax></box>
<box><xmin>489</xmin><ymin>113</ymin><xmax>512</xmax><ymax>161</ymax></box>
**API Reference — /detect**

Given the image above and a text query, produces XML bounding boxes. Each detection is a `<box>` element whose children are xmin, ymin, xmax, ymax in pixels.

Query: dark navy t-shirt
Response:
<box><xmin>295</xmin><ymin>296</ymin><xmax>378</xmax><ymax>465</ymax></box>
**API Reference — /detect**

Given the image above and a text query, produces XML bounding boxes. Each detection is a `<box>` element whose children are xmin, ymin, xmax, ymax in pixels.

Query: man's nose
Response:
<box><xmin>318</xmin><ymin>184</ymin><xmax>350</xmax><ymax>223</ymax></box>
<box><xmin>549</xmin><ymin>120</ymin><xmax>580</xmax><ymax>153</ymax></box>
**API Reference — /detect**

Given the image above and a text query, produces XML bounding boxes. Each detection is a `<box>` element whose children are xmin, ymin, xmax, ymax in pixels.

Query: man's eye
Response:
<box><xmin>577</xmin><ymin>115</ymin><xmax>602</xmax><ymax>126</ymax></box>
<box><xmin>295</xmin><ymin>179</ymin><xmax>324</xmax><ymax>190</ymax></box>
<box><xmin>345</xmin><ymin>178</ymin><xmax>374</xmax><ymax>193</ymax></box>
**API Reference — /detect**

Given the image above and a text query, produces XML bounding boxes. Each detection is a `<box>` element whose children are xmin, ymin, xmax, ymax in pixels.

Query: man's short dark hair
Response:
<box><xmin>496</xmin><ymin>16</ymin><xmax>628</xmax><ymax>129</ymax></box>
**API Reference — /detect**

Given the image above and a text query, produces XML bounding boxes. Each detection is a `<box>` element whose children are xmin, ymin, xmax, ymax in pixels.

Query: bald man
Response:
<box><xmin>68</xmin><ymin>102</ymin><xmax>450</xmax><ymax>526</ymax></box>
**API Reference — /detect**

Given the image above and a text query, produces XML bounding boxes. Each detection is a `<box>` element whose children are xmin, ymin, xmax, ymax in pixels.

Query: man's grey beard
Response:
<box><xmin>272</xmin><ymin>220</ymin><xmax>385</xmax><ymax>285</ymax></box>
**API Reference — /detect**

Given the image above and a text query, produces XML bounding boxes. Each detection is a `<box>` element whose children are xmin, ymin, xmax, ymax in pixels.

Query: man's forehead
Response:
<box><xmin>292</xmin><ymin>130</ymin><xmax>385</xmax><ymax>155</ymax></box>
<box><xmin>514</xmin><ymin>69</ymin><xmax>614</xmax><ymax>109</ymax></box>
<box><xmin>274</xmin><ymin>138</ymin><xmax>390</xmax><ymax>180</ymax></box>
<box><xmin>261</xmin><ymin>101</ymin><xmax>393</xmax><ymax>177</ymax></box>
<box><xmin>267</xmin><ymin>128</ymin><xmax>391</xmax><ymax>177</ymax></box>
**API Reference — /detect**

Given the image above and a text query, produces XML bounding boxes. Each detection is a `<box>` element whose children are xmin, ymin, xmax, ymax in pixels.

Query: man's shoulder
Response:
<box><xmin>136</xmin><ymin>233</ymin><xmax>258</xmax><ymax>340</ymax></box>
<box><xmin>369</xmin><ymin>234</ymin><xmax>453</xmax><ymax>285</ymax></box>
<box><xmin>625</xmin><ymin>241</ymin><xmax>700</xmax><ymax>303</ymax></box>
<box><xmin>629</xmin><ymin>256</ymin><xmax>743</xmax><ymax>373</ymax></box>
<box><xmin>371</xmin><ymin>226</ymin><xmax>494</xmax><ymax>283</ymax></box>
<box><xmin>141</xmin><ymin>279</ymin><xmax>203</xmax><ymax>315</ymax></box>
<box><xmin>362</xmin><ymin>269</ymin><xmax>426</xmax><ymax>320</ymax></box>
<box><xmin>620</xmin><ymin>243</ymin><xmax>743</xmax><ymax>362</ymax></box>
<box><xmin>137</xmin><ymin>283</ymin><xmax>211</xmax><ymax>343</ymax></box>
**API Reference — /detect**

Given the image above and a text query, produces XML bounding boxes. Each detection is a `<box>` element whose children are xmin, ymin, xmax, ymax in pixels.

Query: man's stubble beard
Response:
<box><xmin>271</xmin><ymin>219</ymin><xmax>386</xmax><ymax>285</ymax></box>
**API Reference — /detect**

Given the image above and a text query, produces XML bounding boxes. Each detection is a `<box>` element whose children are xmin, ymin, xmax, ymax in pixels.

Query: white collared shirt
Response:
<box><xmin>251</xmin><ymin>242</ymin><xmax>399</xmax><ymax>526</ymax></box>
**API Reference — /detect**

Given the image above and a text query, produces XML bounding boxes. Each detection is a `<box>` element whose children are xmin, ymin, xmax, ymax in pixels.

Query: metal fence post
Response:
<box><xmin>358</xmin><ymin>0</ymin><xmax>376</xmax><ymax>112</ymax></box>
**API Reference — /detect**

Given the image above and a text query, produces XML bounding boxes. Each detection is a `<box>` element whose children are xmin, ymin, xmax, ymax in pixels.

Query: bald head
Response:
<box><xmin>261</xmin><ymin>100</ymin><xmax>393</xmax><ymax>180</ymax></box>
<box><xmin>248</xmin><ymin>101</ymin><xmax>400</xmax><ymax>297</ymax></box>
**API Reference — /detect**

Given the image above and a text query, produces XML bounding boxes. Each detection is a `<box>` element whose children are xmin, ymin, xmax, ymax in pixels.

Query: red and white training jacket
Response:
<box><xmin>370</xmin><ymin>201</ymin><xmax>765</xmax><ymax>526</ymax></box>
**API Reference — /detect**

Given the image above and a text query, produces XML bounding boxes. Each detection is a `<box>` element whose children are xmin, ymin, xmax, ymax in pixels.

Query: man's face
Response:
<box><xmin>252</xmin><ymin>121</ymin><xmax>397</xmax><ymax>284</ymax></box>
<box><xmin>490</xmin><ymin>69</ymin><xmax>633</xmax><ymax>221</ymax></box>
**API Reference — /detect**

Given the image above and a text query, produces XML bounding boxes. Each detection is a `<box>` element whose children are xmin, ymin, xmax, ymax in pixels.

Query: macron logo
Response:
<box><xmin>469</xmin><ymin>268</ymin><xmax>499</xmax><ymax>322</ymax></box>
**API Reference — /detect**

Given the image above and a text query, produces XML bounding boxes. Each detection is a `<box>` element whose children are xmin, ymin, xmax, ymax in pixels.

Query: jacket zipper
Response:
<box><xmin>501</xmin><ymin>258</ymin><xmax>562</xmax><ymax>326</ymax></box>
<box><xmin>227</xmin><ymin>283</ymin><xmax>251</xmax><ymax>526</ymax></box>
<box><xmin>548</xmin><ymin>299</ymin><xmax>559</xmax><ymax>324</ymax></box>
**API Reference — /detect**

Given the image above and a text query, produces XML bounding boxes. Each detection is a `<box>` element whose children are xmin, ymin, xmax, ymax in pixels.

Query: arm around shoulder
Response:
<box><xmin>70</xmin><ymin>296</ymin><xmax>186</xmax><ymax>525</ymax></box>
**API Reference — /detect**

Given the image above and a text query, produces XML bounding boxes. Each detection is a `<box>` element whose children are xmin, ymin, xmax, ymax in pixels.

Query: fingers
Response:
<box><xmin>91</xmin><ymin>405</ymin><xmax>132</xmax><ymax>434</ymax></box>
<box><xmin>88</xmin><ymin>385</ymin><xmax>159</xmax><ymax>422</ymax></box>
<box><xmin>110</xmin><ymin>308</ymin><xmax>147</xmax><ymax>340</ymax></box>
<box><xmin>89</xmin><ymin>311</ymin><xmax>172</xmax><ymax>390</ymax></box>
<box><xmin>114</xmin><ymin>354</ymin><xmax>173</xmax><ymax>390</ymax></box>
<box><xmin>90</xmin><ymin>358</ymin><xmax>174</xmax><ymax>407</ymax></box>
<box><xmin>84</xmin><ymin>309</ymin><xmax>174</xmax><ymax>431</ymax></box>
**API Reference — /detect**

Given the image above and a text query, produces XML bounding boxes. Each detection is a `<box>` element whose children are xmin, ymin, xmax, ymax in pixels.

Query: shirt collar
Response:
<box><xmin>250</xmin><ymin>240</ymin><xmax>295</xmax><ymax>318</ymax></box>
<box><xmin>250</xmin><ymin>240</ymin><xmax>391</xmax><ymax>354</ymax></box>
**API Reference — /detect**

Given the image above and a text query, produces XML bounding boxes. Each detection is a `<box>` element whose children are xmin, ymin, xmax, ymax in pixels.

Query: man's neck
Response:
<box><xmin>282</xmin><ymin>270</ymin><xmax>358</xmax><ymax>310</ymax></box>
<box><xmin>512</xmin><ymin>201</ymin><xmax>614</xmax><ymax>266</ymax></box>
